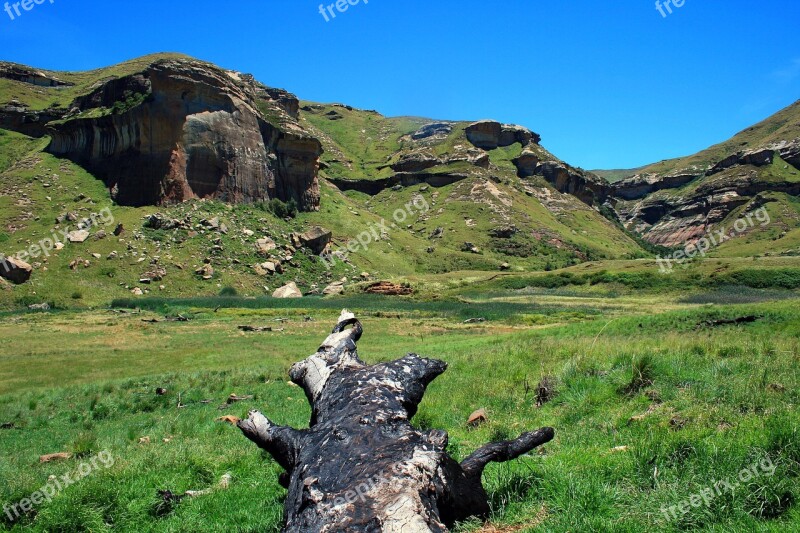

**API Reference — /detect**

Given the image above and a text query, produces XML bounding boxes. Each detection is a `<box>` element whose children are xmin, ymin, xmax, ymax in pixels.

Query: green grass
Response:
<box><xmin>1</xmin><ymin>292</ymin><xmax>799</xmax><ymax>531</ymax></box>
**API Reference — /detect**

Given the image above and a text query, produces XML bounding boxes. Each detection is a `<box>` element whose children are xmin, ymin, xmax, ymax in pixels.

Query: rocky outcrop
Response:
<box><xmin>706</xmin><ymin>149</ymin><xmax>774</xmax><ymax>176</ymax></box>
<box><xmin>772</xmin><ymin>138</ymin><xmax>800</xmax><ymax>170</ymax></box>
<box><xmin>410</xmin><ymin>122</ymin><xmax>453</xmax><ymax>141</ymax></box>
<box><xmin>465</xmin><ymin>120</ymin><xmax>540</xmax><ymax>150</ymax></box>
<box><xmin>617</xmin><ymin>171</ymin><xmax>800</xmax><ymax>246</ymax></box>
<box><xmin>390</xmin><ymin>151</ymin><xmax>440</xmax><ymax>173</ymax></box>
<box><xmin>0</xmin><ymin>62</ymin><xmax>72</xmax><ymax>87</ymax></box>
<box><xmin>42</xmin><ymin>59</ymin><xmax>322</xmax><ymax>210</ymax></box>
<box><xmin>0</xmin><ymin>103</ymin><xmax>67</xmax><ymax>137</ymax></box>
<box><xmin>512</xmin><ymin>148</ymin><xmax>541</xmax><ymax>178</ymax></box>
<box><xmin>533</xmin><ymin>161</ymin><xmax>610</xmax><ymax>206</ymax></box>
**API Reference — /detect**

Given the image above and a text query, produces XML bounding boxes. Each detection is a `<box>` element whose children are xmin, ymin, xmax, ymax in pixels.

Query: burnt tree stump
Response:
<box><xmin>236</xmin><ymin>310</ymin><xmax>554</xmax><ymax>532</ymax></box>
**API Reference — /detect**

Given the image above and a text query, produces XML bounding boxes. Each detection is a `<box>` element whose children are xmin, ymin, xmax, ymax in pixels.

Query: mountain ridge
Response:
<box><xmin>1</xmin><ymin>53</ymin><xmax>798</xmax><ymax>306</ymax></box>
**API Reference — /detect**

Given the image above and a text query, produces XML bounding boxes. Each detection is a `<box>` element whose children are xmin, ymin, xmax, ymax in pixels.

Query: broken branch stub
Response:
<box><xmin>237</xmin><ymin>310</ymin><xmax>555</xmax><ymax>532</ymax></box>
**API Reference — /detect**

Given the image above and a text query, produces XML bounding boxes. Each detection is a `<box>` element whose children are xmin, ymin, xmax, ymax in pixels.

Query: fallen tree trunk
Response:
<box><xmin>236</xmin><ymin>310</ymin><xmax>554</xmax><ymax>532</ymax></box>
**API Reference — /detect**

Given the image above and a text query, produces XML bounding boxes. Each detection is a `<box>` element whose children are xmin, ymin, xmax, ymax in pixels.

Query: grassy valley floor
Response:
<box><xmin>0</xmin><ymin>288</ymin><xmax>798</xmax><ymax>531</ymax></box>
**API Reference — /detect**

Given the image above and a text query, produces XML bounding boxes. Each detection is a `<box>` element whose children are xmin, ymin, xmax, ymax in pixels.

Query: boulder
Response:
<box><xmin>273</xmin><ymin>282</ymin><xmax>302</xmax><ymax>299</ymax></box>
<box><xmin>256</xmin><ymin>237</ymin><xmax>277</xmax><ymax>254</ymax></box>
<box><xmin>512</xmin><ymin>149</ymin><xmax>541</xmax><ymax>178</ymax></box>
<box><xmin>461</xmin><ymin>242</ymin><xmax>481</xmax><ymax>254</ymax></box>
<box><xmin>295</xmin><ymin>226</ymin><xmax>332</xmax><ymax>255</ymax></box>
<box><xmin>67</xmin><ymin>230</ymin><xmax>90</xmax><ymax>243</ymax></box>
<box><xmin>0</xmin><ymin>256</ymin><xmax>32</xmax><ymax>284</ymax></box>
<box><xmin>322</xmin><ymin>281</ymin><xmax>345</xmax><ymax>296</ymax></box>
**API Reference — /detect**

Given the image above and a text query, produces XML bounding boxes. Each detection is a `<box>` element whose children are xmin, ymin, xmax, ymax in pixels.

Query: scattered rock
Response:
<box><xmin>468</xmin><ymin>408</ymin><xmax>488</xmax><ymax>427</ymax></box>
<box><xmin>499</xmin><ymin>262</ymin><xmax>511</xmax><ymax>271</ymax></box>
<box><xmin>131</xmin><ymin>287</ymin><xmax>144</xmax><ymax>296</ymax></box>
<box><xmin>364</xmin><ymin>281</ymin><xmax>413</xmax><ymax>296</ymax></box>
<box><xmin>28</xmin><ymin>303</ymin><xmax>50</xmax><ymax>311</ymax></box>
<box><xmin>40</xmin><ymin>452</ymin><xmax>72</xmax><ymax>463</ymax></box>
<box><xmin>461</xmin><ymin>242</ymin><xmax>481</xmax><ymax>254</ymax></box>
<box><xmin>195</xmin><ymin>264</ymin><xmax>214</xmax><ymax>280</ymax></box>
<box><xmin>489</xmin><ymin>225</ymin><xmax>518</xmax><ymax>239</ymax></box>
<box><xmin>255</xmin><ymin>237</ymin><xmax>277</xmax><ymax>254</ymax></box>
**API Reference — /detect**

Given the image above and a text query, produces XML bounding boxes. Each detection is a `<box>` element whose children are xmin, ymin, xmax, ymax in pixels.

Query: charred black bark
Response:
<box><xmin>236</xmin><ymin>310</ymin><xmax>555</xmax><ymax>532</ymax></box>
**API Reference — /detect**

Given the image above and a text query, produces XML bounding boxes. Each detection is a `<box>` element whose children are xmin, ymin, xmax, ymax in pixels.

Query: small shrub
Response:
<box><xmin>621</xmin><ymin>354</ymin><xmax>655</xmax><ymax>395</ymax></box>
<box><xmin>219</xmin><ymin>286</ymin><xmax>238</xmax><ymax>297</ymax></box>
<box><xmin>259</xmin><ymin>198</ymin><xmax>298</xmax><ymax>219</ymax></box>
<box><xmin>70</xmin><ymin>431</ymin><xmax>98</xmax><ymax>458</ymax></box>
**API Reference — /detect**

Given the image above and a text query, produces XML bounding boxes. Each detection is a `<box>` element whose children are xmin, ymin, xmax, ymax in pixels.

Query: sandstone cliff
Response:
<box><xmin>2</xmin><ymin>59</ymin><xmax>323</xmax><ymax>210</ymax></box>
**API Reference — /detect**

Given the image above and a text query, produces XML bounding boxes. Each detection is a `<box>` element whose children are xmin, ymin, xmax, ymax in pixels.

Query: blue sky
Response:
<box><xmin>1</xmin><ymin>0</ymin><xmax>799</xmax><ymax>169</ymax></box>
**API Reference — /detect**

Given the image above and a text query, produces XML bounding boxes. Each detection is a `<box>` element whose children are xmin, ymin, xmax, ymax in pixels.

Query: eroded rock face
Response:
<box><xmin>612</xmin><ymin>171</ymin><xmax>700</xmax><ymax>201</ymax></box>
<box><xmin>774</xmin><ymin>138</ymin><xmax>800</xmax><ymax>169</ymax></box>
<box><xmin>44</xmin><ymin>59</ymin><xmax>322</xmax><ymax>211</ymax></box>
<box><xmin>614</xmin><ymin>140</ymin><xmax>800</xmax><ymax>245</ymax></box>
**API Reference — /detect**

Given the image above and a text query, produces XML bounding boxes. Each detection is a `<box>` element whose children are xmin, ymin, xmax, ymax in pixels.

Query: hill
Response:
<box><xmin>606</xmin><ymin>101</ymin><xmax>800</xmax><ymax>254</ymax></box>
<box><xmin>0</xmin><ymin>54</ymin><xmax>647</xmax><ymax>308</ymax></box>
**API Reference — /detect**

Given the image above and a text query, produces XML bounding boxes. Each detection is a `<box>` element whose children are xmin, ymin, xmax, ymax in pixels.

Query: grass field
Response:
<box><xmin>1</xmin><ymin>288</ymin><xmax>798</xmax><ymax>532</ymax></box>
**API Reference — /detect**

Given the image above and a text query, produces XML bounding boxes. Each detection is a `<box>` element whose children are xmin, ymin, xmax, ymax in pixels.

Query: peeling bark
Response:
<box><xmin>236</xmin><ymin>310</ymin><xmax>555</xmax><ymax>532</ymax></box>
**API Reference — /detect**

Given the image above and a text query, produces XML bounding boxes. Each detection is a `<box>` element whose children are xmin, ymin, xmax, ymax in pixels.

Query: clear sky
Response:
<box><xmin>1</xmin><ymin>0</ymin><xmax>799</xmax><ymax>169</ymax></box>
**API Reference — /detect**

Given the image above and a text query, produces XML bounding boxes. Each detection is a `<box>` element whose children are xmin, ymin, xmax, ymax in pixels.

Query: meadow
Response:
<box><xmin>0</xmin><ymin>286</ymin><xmax>798</xmax><ymax>532</ymax></box>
